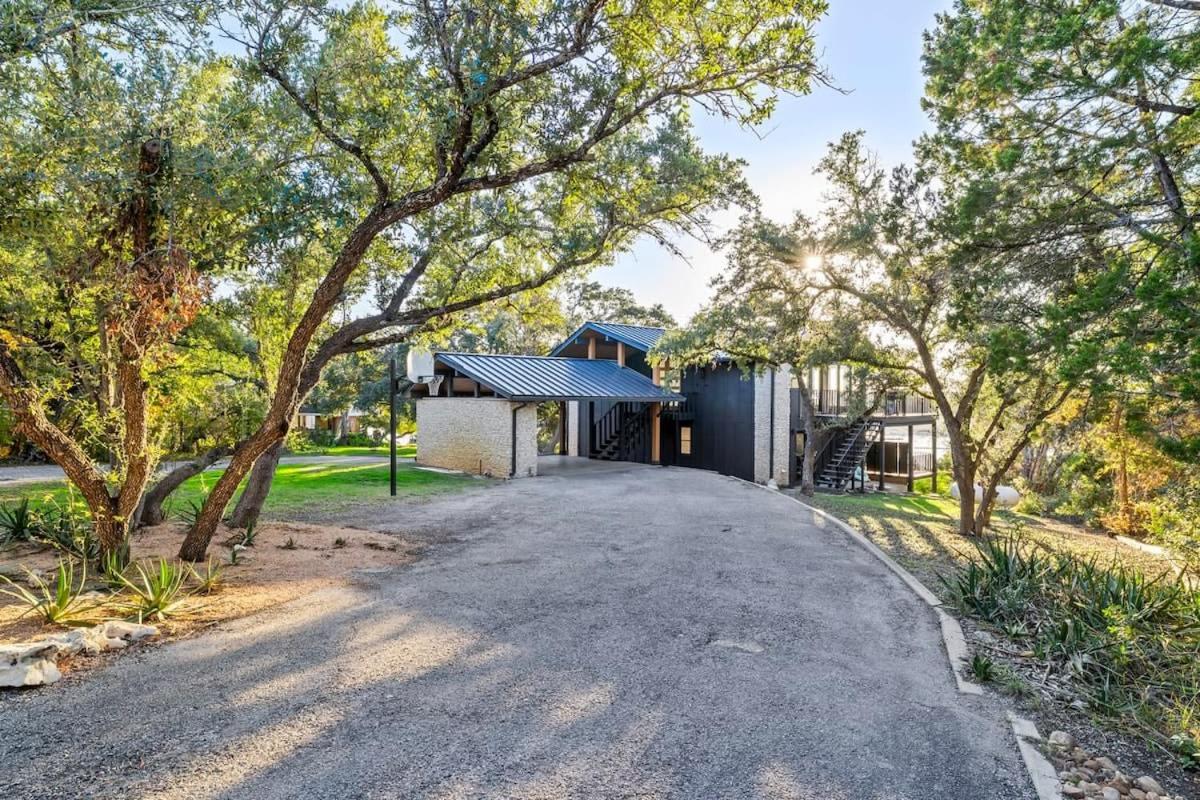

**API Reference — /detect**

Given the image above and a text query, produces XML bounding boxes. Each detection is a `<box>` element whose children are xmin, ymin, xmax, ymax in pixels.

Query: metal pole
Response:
<box><xmin>389</xmin><ymin>357</ymin><xmax>397</xmax><ymax>497</ymax></box>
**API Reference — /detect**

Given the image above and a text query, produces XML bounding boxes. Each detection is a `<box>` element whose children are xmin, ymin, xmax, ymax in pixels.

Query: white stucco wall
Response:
<box><xmin>416</xmin><ymin>398</ymin><xmax>539</xmax><ymax>478</ymax></box>
<box><xmin>753</xmin><ymin>365</ymin><xmax>792</xmax><ymax>486</ymax></box>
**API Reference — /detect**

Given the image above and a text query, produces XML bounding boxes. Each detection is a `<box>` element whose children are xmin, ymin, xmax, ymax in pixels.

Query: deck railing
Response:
<box><xmin>814</xmin><ymin>389</ymin><xmax>931</xmax><ymax>418</ymax></box>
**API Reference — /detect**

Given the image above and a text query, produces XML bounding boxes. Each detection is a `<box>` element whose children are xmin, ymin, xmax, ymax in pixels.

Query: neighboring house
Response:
<box><xmin>295</xmin><ymin>407</ymin><xmax>367</xmax><ymax>438</ymax></box>
<box><xmin>408</xmin><ymin>321</ymin><xmax>936</xmax><ymax>490</ymax></box>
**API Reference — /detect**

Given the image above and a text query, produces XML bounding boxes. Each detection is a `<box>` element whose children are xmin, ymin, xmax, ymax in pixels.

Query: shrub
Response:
<box><xmin>0</xmin><ymin>559</ymin><xmax>93</xmax><ymax>625</ymax></box>
<box><xmin>0</xmin><ymin>498</ymin><xmax>34</xmax><ymax>542</ymax></box>
<box><xmin>187</xmin><ymin>559</ymin><xmax>223</xmax><ymax>595</ymax></box>
<box><xmin>112</xmin><ymin>558</ymin><xmax>189</xmax><ymax>622</ymax></box>
<box><xmin>942</xmin><ymin>537</ymin><xmax>1200</xmax><ymax>756</ymax></box>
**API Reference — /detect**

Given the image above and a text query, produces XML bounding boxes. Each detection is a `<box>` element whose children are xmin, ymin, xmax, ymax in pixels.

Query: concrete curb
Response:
<box><xmin>729</xmin><ymin>479</ymin><xmax>985</xmax><ymax>696</ymax></box>
<box><xmin>1008</xmin><ymin>712</ymin><xmax>1064</xmax><ymax>800</ymax></box>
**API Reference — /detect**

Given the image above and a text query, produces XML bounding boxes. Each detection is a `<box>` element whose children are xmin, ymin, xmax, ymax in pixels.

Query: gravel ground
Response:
<box><xmin>0</xmin><ymin>462</ymin><xmax>1035</xmax><ymax>799</ymax></box>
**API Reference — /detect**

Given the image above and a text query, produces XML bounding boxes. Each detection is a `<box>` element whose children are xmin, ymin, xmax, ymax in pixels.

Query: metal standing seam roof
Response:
<box><xmin>549</xmin><ymin>321</ymin><xmax>667</xmax><ymax>356</ymax></box>
<box><xmin>434</xmin><ymin>352</ymin><xmax>684</xmax><ymax>402</ymax></box>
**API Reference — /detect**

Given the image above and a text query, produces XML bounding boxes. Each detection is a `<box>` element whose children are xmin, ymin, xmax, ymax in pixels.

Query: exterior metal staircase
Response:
<box><xmin>591</xmin><ymin>402</ymin><xmax>653</xmax><ymax>462</ymax></box>
<box><xmin>814</xmin><ymin>418</ymin><xmax>883</xmax><ymax>490</ymax></box>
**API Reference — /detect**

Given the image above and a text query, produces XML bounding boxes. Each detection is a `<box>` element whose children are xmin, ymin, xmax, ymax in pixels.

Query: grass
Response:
<box><xmin>797</xmin><ymin>490</ymin><xmax>1174</xmax><ymax>601</ymax></box>
<box><xmin>0</xmin><ymin>459</ymin><xmax>472</xmax><ymax>522</ymax></box>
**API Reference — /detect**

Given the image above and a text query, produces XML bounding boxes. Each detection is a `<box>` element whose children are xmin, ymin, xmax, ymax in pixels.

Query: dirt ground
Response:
<box><xmin>0</xmin><ymin>520</ymin><xmax>421</xmax><ymax>649</ymax></box>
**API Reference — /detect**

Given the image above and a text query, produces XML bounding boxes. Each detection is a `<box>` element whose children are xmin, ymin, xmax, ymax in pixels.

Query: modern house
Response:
<box><xmin>408</xmin><ymin>321</ymin><xmax>934</xmax><ymax>491</ymax></box>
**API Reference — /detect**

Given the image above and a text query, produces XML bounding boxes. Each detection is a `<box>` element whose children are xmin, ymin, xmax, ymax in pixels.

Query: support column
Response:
<box><xmin>931</xmin><ymin>418</ymin><xmax>938</xmax><ymax>495</ymax></box>
<box><xmin>651</xmin><ymin>403</ymin><xmax>661</xmax><ymax>464</ymax></box>
<box><xmin>617</xmin><ymin>341</ymin><xmax>625</xmax><ymax>367</ymax></box>
<box><xmin>587</xmin><ymin>336</ymin><xmax>596</xmax><ymax>359</ymax></box>
<box><xmin>878</xmin><ymin>432</ymin><xmax>885</xmax><ymax>491</ymax></box>
<box><xmin>906</xmin><ymin>424</ymin><xmax>914</xmax><ymax>493</ymax></box>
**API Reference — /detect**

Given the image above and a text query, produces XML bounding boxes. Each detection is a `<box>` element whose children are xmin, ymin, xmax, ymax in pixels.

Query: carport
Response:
<box><xmin>408</xmin><ymin>352</ymin><xmax>683</xmax><ymax>478</ymax></box>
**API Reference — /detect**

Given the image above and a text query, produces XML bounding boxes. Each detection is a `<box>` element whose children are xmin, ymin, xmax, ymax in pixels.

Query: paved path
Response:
<box><xmin>0</xmin><ymin>464</ymin><xmax>1033</xmax><ymax>799</ymax></box>
<box><xmin>0</xmin><ymin>454</ymin><xmax>394</xmax><ymax>487</ymax></box>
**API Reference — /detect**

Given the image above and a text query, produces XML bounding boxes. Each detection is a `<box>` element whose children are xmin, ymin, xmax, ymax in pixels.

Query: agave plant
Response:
<box><xmin>187</xmin><ymin>559</ymin><xmax>224</xmax><ymax>595</ymax></box>
<box><xmin>0</xmin><ymin>559</ymin><xmax>93</xmax><ymax>625</ymax></box>
<box><xmin>0</xmin><ymin>498</ymin><xmax>34</xmax><ymax>542</ymax></box>
<box><xmin>112</xmin><ymin>558</ymin><xmax>189</xmax><ymax>622</ymax></box>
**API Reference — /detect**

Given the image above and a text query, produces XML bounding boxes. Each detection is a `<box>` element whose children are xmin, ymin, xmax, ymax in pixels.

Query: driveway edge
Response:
<box><xmin>1008</xmin><ymin>712</ymin><xmax>1065</xmax><ymax>800</ymax></box>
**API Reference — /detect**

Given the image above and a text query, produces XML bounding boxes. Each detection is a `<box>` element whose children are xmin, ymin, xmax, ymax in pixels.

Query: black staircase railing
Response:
<box><xmin>590</xmin><ymin>402</ymin><xmax>653</xmax><ymax>463</ymax></box>
<box><xmin>814</xmin><ymin>419</ymin><xmax>883</xmax><ymax>491</ymax></box>
<box><xmin>814</xmin><ymin>389</ymin><xmax>931</xmax><ymax>417</ymax></box>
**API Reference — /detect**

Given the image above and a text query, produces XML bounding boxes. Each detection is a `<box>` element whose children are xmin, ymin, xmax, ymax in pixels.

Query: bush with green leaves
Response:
<box><xmin>942</xmin><ymin>538</ymin><xmax>1200</xmax><ymax>761</ymax></box>
<box><xmin>0</xmin><ymin>559</ymin><xmax>94</xmax><ymax>625</ymax></box>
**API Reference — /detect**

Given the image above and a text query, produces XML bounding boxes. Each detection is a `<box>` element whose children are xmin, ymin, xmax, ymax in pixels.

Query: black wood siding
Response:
<box><xmin>663</xmin><ymin>364</ymin><xmax>755</xmax><ymax>481</ymax></box>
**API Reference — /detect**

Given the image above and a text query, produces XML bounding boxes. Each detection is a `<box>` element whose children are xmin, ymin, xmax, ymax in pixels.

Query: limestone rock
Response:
<box><xmin>1136</xmin><ymin>777</ymin><xmax>1165</xmax><ymax>795</ymax></box>
<box><xmin>1048</xmin><ymin>730</ymin><xmax>1076</xmax><ymax>749</ymax></box>
<box><xmin>0</xmin><ymin>642</ymin><xmax>63</xmax><ymax>688</ymax></box>
<box><xmin>1100</xmin><ymin>787</ymin><xmax>1120</xmax><ymax>800</ymax></box>
<box><xmin>97</xmin><ymin>620</ymin><xmax>158</xmax><ymax>643</ymax></box>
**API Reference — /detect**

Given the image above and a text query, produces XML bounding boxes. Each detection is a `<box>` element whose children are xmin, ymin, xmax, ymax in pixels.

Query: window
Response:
<box><xmin>680</xmin><ymin>425</ymin><xmax>692</xmax><ymax>455</ymax></box>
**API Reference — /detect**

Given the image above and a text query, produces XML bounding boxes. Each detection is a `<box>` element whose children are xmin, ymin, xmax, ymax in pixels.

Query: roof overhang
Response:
<box><xmin>417</xmin><ymin>352</ymin><xmax>683</xmax><ymax>404</ymax></box>
<box><xmin>548</xmin><ymin>321</ymin><xmax>666</xmax><ymax>358</ymax></box>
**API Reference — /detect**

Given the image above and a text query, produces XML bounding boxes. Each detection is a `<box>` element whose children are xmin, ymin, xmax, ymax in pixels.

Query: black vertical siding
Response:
<box><xmin>663</xmin><ymin>364</ymin><xmax>755</xmax><ymax>481</ymax></box>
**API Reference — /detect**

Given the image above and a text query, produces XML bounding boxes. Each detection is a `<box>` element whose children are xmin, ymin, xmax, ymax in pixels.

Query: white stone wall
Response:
<box><xmin>566</xmin><ymin>401</ymin><xmax>580</xmax><ymax>457</ymax></box>
<box><xmin>416</xmin><ymin>398</ymin><xmax>539</xmax><ymax>478</ymax></box>
<box><xmin>753</xmin><ymin>365</ymin><xmax>793</xmax><ymax>486</ymax></box>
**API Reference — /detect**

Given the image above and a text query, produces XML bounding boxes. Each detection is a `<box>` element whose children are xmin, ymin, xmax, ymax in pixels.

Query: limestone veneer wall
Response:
<box><xmin>753</xmin><ymin>365</ymin><xmax>793</xmax><ymax>486</ymax></box>
<box><xmin>416</xmin><ymin>398</ymin><xmax>539</xmax><ymax>478</ymax></box>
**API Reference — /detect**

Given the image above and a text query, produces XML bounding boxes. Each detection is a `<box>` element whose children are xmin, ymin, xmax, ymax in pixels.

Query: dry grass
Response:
<box><xmin>0</xmin><ymin>520</ymin><xmax>421</xmax><ymax>647</ymax></box>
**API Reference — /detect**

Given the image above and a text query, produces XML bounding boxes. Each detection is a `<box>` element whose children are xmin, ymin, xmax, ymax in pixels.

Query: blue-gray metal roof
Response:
<box><xmin>549</xmin><ymin>321</ymin><xmax>667</xmax><ymax>356</ymax></box>
<box><xmin>434</xmin><ymin>352</ymin><xmax>683</xmax><ymax>402</ymax></box>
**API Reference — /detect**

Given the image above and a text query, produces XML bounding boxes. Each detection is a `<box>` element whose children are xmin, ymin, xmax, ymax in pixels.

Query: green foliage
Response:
<box><xmin>240</xmin><ymin>522</ymin><xmax>258</xmax><ymax>547</ymax></box>
<box><xmin>187</xmin><ymin>559</ymin><xmax>223</xmax><ymax>595</ymax></box>
<box><xmin>0</xmin><ymin>560</ymin><xmax>92</xmax><ymax>625</ymax></box>
<box><xmin>943</xmin><ymin>538</ymin><xmax>1200</xmax><ymax>752</ymax></box>
<box><xmin>968</xmin><ymin>653</ymin><xmax>995</xmax><ymax>683</ymax></box>
<box><xmin>0</xmin><ymin>498</ymin><xmax>33</xmax><ymax>542</ymax></box>
<box><xmin>113</xmin><ymin>559</ymin><xmax>189</xmax><ymax>622</ymax></box>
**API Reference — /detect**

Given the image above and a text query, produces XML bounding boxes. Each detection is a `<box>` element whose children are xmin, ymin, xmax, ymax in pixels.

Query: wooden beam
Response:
<box><xmin>617</xmin><ymin>341</ymin><xmax>625</xmax><ymax>367</ymax></box>
<box><xmin>651</xmin><ymin>402</ymin><xmax>661</xmax><ymax>464</ymax></box>
<box><xmin>587</xmin><ymin>336</ymin><xmax>596</xmax><ymax>359</ymax></box>
<box><xmin>651</xmin><ymin>364</ymin><xmax>662</xmax><ymax>386</ymax></box>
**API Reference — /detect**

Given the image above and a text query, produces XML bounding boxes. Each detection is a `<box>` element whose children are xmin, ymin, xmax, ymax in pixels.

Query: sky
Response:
<box><xmin>598</xmin><ymin>0</ymin><xmax>951</xmax><ymax>324</ymax></box>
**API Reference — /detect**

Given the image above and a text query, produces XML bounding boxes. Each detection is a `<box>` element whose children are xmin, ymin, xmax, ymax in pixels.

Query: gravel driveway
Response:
<box><xmin>0</xmin><ymin>462</ymin><xmax>1034</xmax><ymax>799</ymax></box>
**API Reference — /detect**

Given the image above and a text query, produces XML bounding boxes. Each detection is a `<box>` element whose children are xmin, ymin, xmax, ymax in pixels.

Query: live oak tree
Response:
<box><xmin>175</xmin><ymin>0</ymin><xmax>831</xmax><ymax>559</ymax></box>
<box><xmin>0</xmin><ymin>6</ymin><xmax>261</xmax><ymax>563</ymax></box>
<box><xmin>814</xmin><ymin>133</ymin><xmax>1084</xmax><ymax>535</ymax></box>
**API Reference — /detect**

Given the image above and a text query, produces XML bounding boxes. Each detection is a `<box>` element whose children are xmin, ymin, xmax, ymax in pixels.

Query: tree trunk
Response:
<box><xmin>948</xmin><ymin>433</ymin><xmax>978</xmax><ymax>536</ymax></box>
<box><xmin>796</xmin><ymin>380</ymin><xmax>817</xmax><ymax>496</ymax></box>
<box><xmin>178</xmin><ymin>208</ymin><xmax>393</xmax><ymax>561</ymax></box>
<box><xmin>137</xmin><ymin>447</ymin><xmax>228</xmax><ymax>527</ymax></box>
<box><xmin>228</xmin><ymin>440</ymin><xmax>283</xmax><ymax>529</ymax></box>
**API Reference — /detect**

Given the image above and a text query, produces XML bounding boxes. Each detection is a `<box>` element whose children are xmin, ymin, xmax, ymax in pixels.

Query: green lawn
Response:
<box><xmin>797</xmin><ymin>490</ymin><xmax>1172</xmax><ymax>600</ymax></box>
<box><xmin>0</xmin><ymin>459</ymin><xmax>472</xmax><ymax>522</ymax></box>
